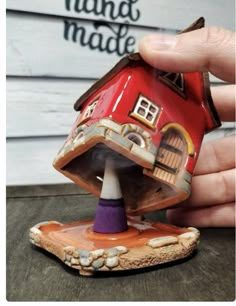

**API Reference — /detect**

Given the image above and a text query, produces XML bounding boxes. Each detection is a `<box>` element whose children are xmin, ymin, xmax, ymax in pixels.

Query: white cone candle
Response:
<box><xmin>93</xmin><ymin>158</ymin><xmax>128</xmax><ymax>233</ymax></box>
<box><xmin>100</xmin><ymin>159</ymin><xmax>122</xmax><ymax>199</ymax></box>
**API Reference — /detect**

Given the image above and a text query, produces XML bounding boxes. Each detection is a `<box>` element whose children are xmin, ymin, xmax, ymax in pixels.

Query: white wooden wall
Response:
<box><xmin>6</xmin><ymin>0</ymin><xmax>235</xmax><ymax>185</ymax></box>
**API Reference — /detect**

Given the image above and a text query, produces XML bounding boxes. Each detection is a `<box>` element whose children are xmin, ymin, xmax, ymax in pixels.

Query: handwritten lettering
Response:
<box><xmin>63</xmin><ymin>0</ymin><xmax>140</xmax><ymax>55</ymax></box>
<box><xmin>65</xmin><ymin>0</ymin><xmax>140</xmax><ymax>22</ymax></box>
<box><xmin>64</xmin><ymin>20</ymin><xmax>135</xmax><ymax>56</ymax></box>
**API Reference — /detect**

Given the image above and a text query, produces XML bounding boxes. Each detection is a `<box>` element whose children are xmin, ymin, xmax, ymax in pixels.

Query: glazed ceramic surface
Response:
<box><xmin>30</xmin><ymin>18</ymin><xmax>221</xmax><ymax>275</ymax></box>
<box><xmin>30</xmin><ymin>218</ymin><xmax>200</xmax><ymax>276</ymax></box>
<box><xmin>53</xmin><ymin>20</ymin><xmax>220</xmax><ymax>215</ymax></box>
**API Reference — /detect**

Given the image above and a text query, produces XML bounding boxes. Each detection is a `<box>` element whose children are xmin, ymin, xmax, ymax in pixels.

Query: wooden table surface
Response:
<box><xmin>6</xmin><ymin>184</ymin><xmax>235</xmax><ymax>301</ymax></box>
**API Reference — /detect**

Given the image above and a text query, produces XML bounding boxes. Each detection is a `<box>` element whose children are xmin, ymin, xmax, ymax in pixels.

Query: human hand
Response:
<box><xmin>138</xmin><ymin>26</ymin><xmax>235</xmax><ymax>227</ymax></box>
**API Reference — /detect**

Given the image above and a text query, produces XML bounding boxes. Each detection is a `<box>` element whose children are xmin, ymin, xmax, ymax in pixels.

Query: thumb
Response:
<box><xmin>138</xmin><ymin>27</ymin><xmax>235</xmax><ymax>83</ymax></box>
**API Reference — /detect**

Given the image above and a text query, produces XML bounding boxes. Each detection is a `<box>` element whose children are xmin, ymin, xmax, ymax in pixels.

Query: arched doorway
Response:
<box><xmin>154</xmin><ymin>128</ymin><xmax>188</xmax><ymax>185</ymax></box>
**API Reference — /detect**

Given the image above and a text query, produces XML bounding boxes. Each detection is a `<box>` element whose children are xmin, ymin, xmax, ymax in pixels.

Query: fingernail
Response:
<box><xmin>144</xmin><ymin>34</ymin><xmax>177</xmax><ymax>50</ymax></box>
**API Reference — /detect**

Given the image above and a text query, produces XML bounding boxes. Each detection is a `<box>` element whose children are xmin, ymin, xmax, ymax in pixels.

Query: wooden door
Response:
<box><xmin>154</xmin><ymin>129</ymin><xmax>187</xmax><ymax>185</ymax></box>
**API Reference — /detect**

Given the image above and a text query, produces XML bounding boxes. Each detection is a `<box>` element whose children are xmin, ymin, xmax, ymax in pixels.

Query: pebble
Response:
<box><xmin>115</xmin><ymin>246</ymin><xmax>128</xmax><ymax>254</ymax></box>
<box><xmin>63</xmin><ymin>246</ymin><xmax>75</xmax><ymax>255</ymax></box>
<box><xmin>147</xmin><ymin>236</ymin><xmax>178</xmax><ymax>248</ymax></box>
<box><xmin>31</xmin><ymin>235</ymin><xmax>40</xmax><ymax>244</ymax></box>
<box><xmin>80</xmin><ymin>250</ymin><xmax>93</xmax><ymax>267</ymax></box>
<box><xmin>105</xmin><ymin>248</ymin><xmax>118</xmax><ymax>257</ymax></box>
<box><xmin>178</xmin><ymin>232</ymin><xmax>196</xmax><ymax>239</ymax></box>
<box><xmin>188</xmin><ymin>227</ymin><xmax>200</xmax><ymax>234</ymax></box>
<box><xmin>30</xmin><ymin>227</ymin><xmax>41</xmax><ymax>235</ymax></box>
<box><xmin>71</xmin><ymin>257</ymin><xmax>80</xmax><ymax>265</ymax></box>
<box><xmin>65</xmin><ymin>254</ymin><xmax>72</xmax><ymax>262</ymax></box>
<box><xmin>105</xmin><ymin>256</ymin><xmax>119</xmax><ymax>268</ymax></box>
<box><xmin>80</xmin><ymin>250</ymin><xmax>90</xmax><ymax>258</ymax></box>
<box><xmin>80</xmin><ymin>257</ymin><xmax>93</xmax><ymax>267</ymax></box>
<box><xmin>91</xmin><ymin>249</ymin><xmax>104</xmax><ymax>259</ymax></box>
<box><xmin>92</xmin><ymin>258</ymin><xmax>105</xmax><ymax>269</ymax></box>
<box><xmin>75</xmin><ymin>248</ymin><xmax>84</xmax><ymax>258</ymax></box>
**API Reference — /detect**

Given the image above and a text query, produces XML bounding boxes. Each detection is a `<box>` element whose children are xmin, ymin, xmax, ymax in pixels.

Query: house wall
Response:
<box><xmin>6</xmin><ymin>0</ymin><xmax>235</xmax><ymax>185</ymax></box>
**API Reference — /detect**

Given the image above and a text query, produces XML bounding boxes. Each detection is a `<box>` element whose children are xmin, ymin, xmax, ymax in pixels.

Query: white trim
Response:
<box><xmin>131</xmin><ymin>95</ymin><xmax>160</xmax><ymax>127</ymax></box>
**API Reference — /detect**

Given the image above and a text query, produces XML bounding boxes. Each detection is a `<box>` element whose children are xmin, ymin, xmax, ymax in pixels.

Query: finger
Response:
<box><xmin>194</xmin><ymin>135</ymin><xmax>235</xmax><ymax>175</ymax></box>
<box><xmin>183</xmin><ymin>168</ymin><xmax>235</xmax><ymax>207</ymax></box>
<box><xmin>138</xmin><ymin>27</ymin><xmax>235</xmax><ymax>83</ymax></box>
<box><xmin>211</xmin><ymin>85</ymin><xmax>236</xmax><ymax>121</ymax></box>
<box><xmin>166</xmin><ymin>202</ymin><xmax>235</xmax><ymax>227</ymax></box>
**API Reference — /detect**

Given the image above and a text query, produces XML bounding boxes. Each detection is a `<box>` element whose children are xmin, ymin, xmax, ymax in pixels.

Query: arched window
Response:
<box><xmin>159</xmin><ymin>72</ymin><xmax>186</xmax><ymax>98</ymax></box>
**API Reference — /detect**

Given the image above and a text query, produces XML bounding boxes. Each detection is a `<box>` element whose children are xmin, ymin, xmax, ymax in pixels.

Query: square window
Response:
<box><xmin>80</xmin><ymin>98</ymin><xmax>99</xmax><ymax>123</ymax></box>
<box><xmin>130</xmin><ymin>95</ymin><xmax>160</xmax><ymax>128</ymax></box>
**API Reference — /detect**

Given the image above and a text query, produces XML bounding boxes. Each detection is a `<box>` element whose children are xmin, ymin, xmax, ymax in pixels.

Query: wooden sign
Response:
<box><xmin>7</xmin><ymin>0</ymin><xmax>235</xmax><ymax>29</ymax></box>
<box><xmin>6</xmin><ymin>0</ymin><xmax>235</xmax><ymax>185</ymax></box>
<box><xmin>7</xmin><ymin>12</ymin><xmax>175</xmax><ymax>78</ymax></box>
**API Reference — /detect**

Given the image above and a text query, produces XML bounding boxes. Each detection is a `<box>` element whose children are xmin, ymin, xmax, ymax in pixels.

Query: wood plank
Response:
<box><xmin>6</xmin><ymin>136</ymin><xmax>71</xmax><ymax>185</ymax></box>
<box><xmin>6</xmin><ymin>12</ymin><xmax>226</xmax><ymax>82</ymax></box>
<box><xmin>7</xmin><ymin>77</ymin><xmax>234</xmax><ymax>138</ymax></box>
<box><xmin>7</xmin><ymin>0</ymin><xmax>235</xmax><ymax>30</ymax></box>
<box><xmin>6</xmin><ymin>11</ymin><xmax>173</xmax><ymax>78</ymax></box>
<box><xmin>4</xmin><ymin>76</ymin><xmax>212</xmax><ymax>137</ymax></box>
<box><xmin>6</xmin><ymin>77</ymin><xmax>93</xmax><ymax>137</ymax></box>
<box><xmin>7</xmin><ymin>127</ymin><xmax>235</xmax><ymax>186</ymax></box>
<box><xmin>6</xmin><ymin>183</ymin><xmax>89</xmax><ymax>198</ymax></box>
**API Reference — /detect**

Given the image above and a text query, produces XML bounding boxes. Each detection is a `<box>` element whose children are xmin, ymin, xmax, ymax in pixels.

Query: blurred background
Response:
<box><xmin>6</xmin><ymin>0</ymin><xmax>235</xmax><ymax>186</ymax></box>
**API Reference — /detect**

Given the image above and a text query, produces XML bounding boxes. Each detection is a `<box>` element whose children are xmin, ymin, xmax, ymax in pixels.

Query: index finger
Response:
<box><xmin>211</xmin><ymin>85</ymin><xmax>235</xmax><ymax>121</ymax></box>
<box><xmin>138</xmin><ymin>27</ymin><xmax>235</xmax><ymax>83</ymax></box>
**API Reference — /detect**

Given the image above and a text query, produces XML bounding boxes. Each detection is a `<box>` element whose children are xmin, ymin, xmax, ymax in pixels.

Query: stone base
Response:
<box><xmin>29</xmin><ymin>218</ymin><xmax>200</xmax><ymax>276</ymax></box>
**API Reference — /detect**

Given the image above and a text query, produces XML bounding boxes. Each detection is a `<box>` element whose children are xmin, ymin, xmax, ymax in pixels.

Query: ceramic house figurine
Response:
<box><xmin>30</xmin><ymin>18</ymin><xmax>221</xmax><ymax>276</ymax></box>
